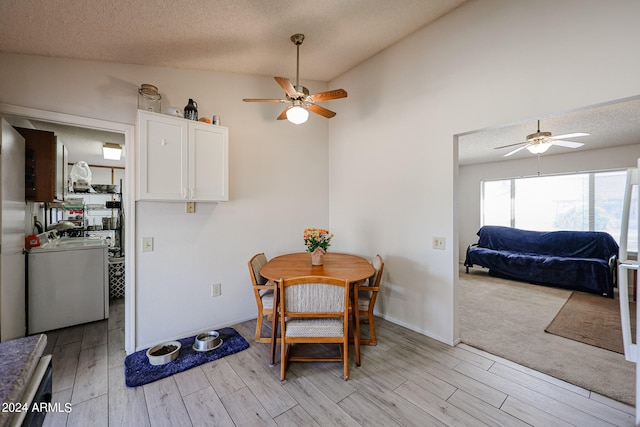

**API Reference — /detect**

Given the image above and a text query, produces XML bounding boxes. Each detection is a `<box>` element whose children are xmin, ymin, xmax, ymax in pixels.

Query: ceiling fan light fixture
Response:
<box><xmin>286</xmin><ymin>104</ymin><xmax>309</xmax><ymax>124</ymax></box>
<box><xmin>526</xmin><ymin>141</ymin><xmax>552</xmax><ymax>155</ymax></box>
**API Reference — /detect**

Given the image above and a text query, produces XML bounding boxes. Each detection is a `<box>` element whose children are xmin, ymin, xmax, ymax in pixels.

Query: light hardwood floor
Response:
<box><xmin>41</xmin><ymin>298</ymin><xmax>635</xmax><ymax>426</ymax></box>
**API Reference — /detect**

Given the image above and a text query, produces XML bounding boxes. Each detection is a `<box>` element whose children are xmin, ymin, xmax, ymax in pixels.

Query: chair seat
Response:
<box><xmin>261</xmin><ymin>290</ymin><xmax>274</xmax><ymax>310</ymax></box>
<box><xmin>285</xmin><ymin>318</ymin><xmax>344</xmax><ymax>337</ymax></box>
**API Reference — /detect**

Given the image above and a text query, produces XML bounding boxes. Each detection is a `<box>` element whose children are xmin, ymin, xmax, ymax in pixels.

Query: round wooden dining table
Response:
<box><xmin>260</xmin><ymin>252</ymin><xmax>375</xmax><ymax>283</ymax></box>
<box><xmin>260</xmin><ymin>252</ymin><xmax>375</xmax><ymax>366</ymax></box>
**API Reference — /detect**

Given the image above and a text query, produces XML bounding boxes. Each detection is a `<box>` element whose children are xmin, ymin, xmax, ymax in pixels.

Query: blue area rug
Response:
<box><xmin>124</xmin><ymin>327</ymin><xmax>249</xmax><ymax>387</ymax></box>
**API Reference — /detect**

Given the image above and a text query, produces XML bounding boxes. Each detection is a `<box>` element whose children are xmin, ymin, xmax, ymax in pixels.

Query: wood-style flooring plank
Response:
<box><xmin>454</xmin><ymin>360</ymin><xmax>616</xmax><ymax>427</ymax></box>
<box><xmin>71</xmin><ymin>344</ymin><xmax>108</xmax><ymax>405</ymax></box>
<box><xmin>81</xmin><ymin>321</ymin><xmax>107</xmax><ymax>349</ymax></box>
<box><xmin>447</xmin><ymin>389</ymin><xmax>531</xmax><ymax>427</ymax></box>
<box><xmin>226</xmin><ymin>349</ymin><xmax>297</xmax><ymax>417</ymax></box>
<box><xmin>143</xmin><ymin>377</ymin><xmax>191</xmax><ymax>427</ymax></box>
<box><xmin>200</xmin><ymin>358</ymin><xmax>246</xmax><ymax>398</ymax></box>
<box><xmin>489</xmin><ymin>361</ymin><xmax>635</xmax><ymax>427</ymax></box>
<box><xmin>107</xmin><ymin>366</ymin><xmax>150</xmax><ymax>427</ymax></box>
<box><xmin>55</xmin><ymin>325</ymin><xmax>85</xmax><ymax>347</ymax></box>
<box><xmin>66</xmin><ymin>395</ymin><xmax>108</xmax><ymax>427</ymax></box>
<box><xmin>388</xmin><ymin>345</ymin><xmax>508</xmax><ymax>408</ymax></box>
<box><xmin>51</xmin><ymin>341</ymin><xmax>80</xmax><ymax>393</ymax></box>
<box><xmin>273</xmin><ymin>404</ymin><xmax>321</xmax><ymax>427</ymax></box>
<box><xmin>219</xmin><ymin>386</ymin><xmax>277</xmax><ymax>426</ymax></box>
<box><xmin>287</xmin><ymin>362</ymin><xmax>357</xmax><ymax>403</ymax></box>
<box><xmin>182</xmin><ymin>386</ymin><xmax>235</xmax><ymax>427</ymax></box>
<box><xmin>500</xmin><ymin>395</ymin><xmax>577</xmax><ymax>427</ymax></box>
<box><xmin>349</xmin><ymin>374</ymin><xmax>448</xmax><ymax>427</ymax></box>
<box><xmin>395</xmin><ymin>380</ymin><xmax>491</xmax><ymax>427</ymax></box>
<box><xmin>173</xmin><ymin>366</ymin><xmax>210</xmax><ymax>397</ymax></box>
<box><xmin>107</xmin><ymin>299</ymin><xmax>124</xmax><ymax>330</ymax></box>
<box><xmin>107</xmin><ymin>327</ymin><xmax>125</xmax><ymax>370</ymax></box>
<box><xmin>281</xmin><ymin>376</ymin><xmax>361</xmax><ymax>427</ymax></box>
<box><xmin>338</xmin><ymin>391</ymin><xmax>405</xmax><ymax>427</ymax></box>
<box><xmin>458</xmin><ymin>343</ymin><xmax>591</xmax><ymax>397</ymax></box>
<box><xmin>42</xmin><ymin>388</ymin><xmax>72</xmax><ymax>427</ymax></box>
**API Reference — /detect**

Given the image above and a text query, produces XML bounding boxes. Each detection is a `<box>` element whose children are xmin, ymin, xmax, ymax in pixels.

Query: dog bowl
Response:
<box><xmin>146</xmin><ymin>341</ymin><xmax>181</xmax><ymax>365</ymax></box>
<box><xmin>193</xmin><ymin>331</ymin><xmax>223</xmax><ymax>352</ymax></box>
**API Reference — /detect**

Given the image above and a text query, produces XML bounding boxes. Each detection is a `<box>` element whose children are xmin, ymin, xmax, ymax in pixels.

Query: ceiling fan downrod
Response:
<box><xmin>290</xmin><ymin>33</ymin><xmax>305</xmax><ymax>91</ymax></box>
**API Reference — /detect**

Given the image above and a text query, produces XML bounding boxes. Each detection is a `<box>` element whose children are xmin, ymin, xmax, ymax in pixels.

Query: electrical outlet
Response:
<box><xmin>186</xmin><ymin>202</ymin><xmax>195</xmax><ymax>213</ymax></box>
<box><xmin>433</xmin><ymin>237</ymin><xmax>446</xmax><ymax>250</ymax></box>
<box><xmin>211</xmin><ymin>283</ymin><xmax>222</xmax><ymax>297</ymax></box>
<box><xmin>142</xmin><ymin>237</ymin><xmax>154</xmax><ymax>252</ymax></box>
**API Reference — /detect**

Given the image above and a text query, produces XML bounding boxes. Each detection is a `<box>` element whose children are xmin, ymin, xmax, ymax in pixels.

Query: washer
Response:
<box><xmin>28</xmin><ymin>238</ymin><xmax>109</xmax><ymax>334</ymax></box>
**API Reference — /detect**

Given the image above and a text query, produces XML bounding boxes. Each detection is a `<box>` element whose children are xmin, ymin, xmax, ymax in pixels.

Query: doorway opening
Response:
<box><xmin>0</xmin><ymin>103</ymin><xmax>136</xmax><ymax>354</ymax></box>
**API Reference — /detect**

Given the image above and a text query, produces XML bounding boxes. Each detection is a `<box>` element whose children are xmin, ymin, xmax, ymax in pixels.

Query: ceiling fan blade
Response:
<box><xmin>494</xmin><ymin>141</ymin><xmax>527</xmax><ymax>150</ymax></box>
<box><xmin>274</xmin><ymin>77</ymin><xmax>298</xmax><ymax>98</ymax></box>
<box><xmin>308</xmin><ymin>103</ymin><xmax>336</xmax><ymax>118</ymax></box>
<box><xmin>277</xmin><ymin>105</ymin><xmax>292</xmax><ymax>120</ymax></box>
<box><xmin>551</xmin><ymin>140</ymin><xmax>585</xmax><ymax>148</ymax></box>
<box><xmin>552</xmin><ymin>132</ymin><xmax>589</xmax><ymax>140</ymax></box>
<box><xmin>242</xmin><ymin>98</ymin><xmax>287</xmax><ymax>103</ymax></box>
<box><xmin>309</xmin><ymin>89</ymin><xmax>348</xmax><ymax>102</ymax></box>
<box><xmin>503</xmin><ymin>145</ymin><xmax>529</xmax><ymax>157</ymax></box>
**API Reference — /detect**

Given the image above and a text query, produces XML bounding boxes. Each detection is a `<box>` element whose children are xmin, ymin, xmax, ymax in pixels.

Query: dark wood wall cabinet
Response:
<box><xmin>15</xmin><ymin>127</ymin><xmax>67</xmax><ymax>202</ymax></box>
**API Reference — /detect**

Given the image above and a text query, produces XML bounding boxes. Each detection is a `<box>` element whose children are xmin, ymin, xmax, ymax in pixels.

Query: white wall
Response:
<box><xmin>458</xmin><ymin>143</ymin><xmax>640</xmax><ymax>261</ymax></box>
<box><xmin>0</xmin><ymin>53</ymin><xmax>330</xmax><ymax>349</ymax></box>
<box><xmin>328</xmin><ymin>0</ymin><xmax>640</xmax><ymax>344</ymax></box>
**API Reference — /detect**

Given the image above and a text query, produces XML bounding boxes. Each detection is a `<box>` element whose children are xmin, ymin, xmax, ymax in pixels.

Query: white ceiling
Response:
<box><xmin>2</xmin><ymin>0</ymin><xmax>638</xmax><ymax>165</ymax></box>
<box><xmin>458</xmin><ymin>97</ymin><xmax>640</xmax><ymax>166</ymax></box>
<box><xmin>0</xmin><ymin>0</ymin><xmax>466</xmax><ymax>82</ymax></box>
<box><xmin>0</xmin><ymin>0</ymin><xmax>468</xmax><ymax>166</ymax></box>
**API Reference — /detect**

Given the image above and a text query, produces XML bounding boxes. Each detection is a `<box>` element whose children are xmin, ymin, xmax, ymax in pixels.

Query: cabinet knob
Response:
<box><xmin>160</xmin><ymin>138</ymin><xmax>167</xmax><ymax>147</ymax></box>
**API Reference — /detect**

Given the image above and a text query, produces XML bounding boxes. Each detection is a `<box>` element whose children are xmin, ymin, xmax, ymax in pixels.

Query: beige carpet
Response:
<box><xmin>459</xmin><ymin>267</ymin><xmax>636</xmax><ymax>406</ymax></box>
<box><xmin>545</xmin><ymin>292</ymin><xmax>636</xmax><ymax>354</ymax></box>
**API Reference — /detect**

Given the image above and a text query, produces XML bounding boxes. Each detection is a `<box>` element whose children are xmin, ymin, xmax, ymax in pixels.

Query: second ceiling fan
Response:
<box><xmin>495</xmin><ymin>120</ymin><xmax>589</xmax><ymax>157</ymax></box>
<box><xmin>242</xmin><ymin>34</ymin><xmax>347</xmax><ymax>124</ymax></box>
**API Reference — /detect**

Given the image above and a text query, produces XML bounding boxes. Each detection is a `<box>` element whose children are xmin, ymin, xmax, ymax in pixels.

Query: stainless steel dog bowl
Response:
<box><xmin>193</xmin><ymin>331</ymin><xmax>223</xmax><ymax>352</ymax></box>
<box><xmin>146</xmin><ymin>341</ymin><xmax>181</xmax><ymax>365</ymax></box>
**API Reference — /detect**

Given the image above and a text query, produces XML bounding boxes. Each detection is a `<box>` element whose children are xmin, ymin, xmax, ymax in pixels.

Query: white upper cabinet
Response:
<box><xmin>137</xmin><ymin>111</ymin><xmax>228</xmax><ymax>202</ymax></box>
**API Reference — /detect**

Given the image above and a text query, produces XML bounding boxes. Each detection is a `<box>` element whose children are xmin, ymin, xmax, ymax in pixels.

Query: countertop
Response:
<box><xmin>0</xmin><ymin>334</ymin><xmax>47</xmax><ymax>425</ymax></box>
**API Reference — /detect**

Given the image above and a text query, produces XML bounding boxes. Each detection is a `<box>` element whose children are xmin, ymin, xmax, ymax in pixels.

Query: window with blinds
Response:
<box><xmin>481</xmin><ymin>170</ymin><xmax>638</xmax><ymax>252</ymax></box>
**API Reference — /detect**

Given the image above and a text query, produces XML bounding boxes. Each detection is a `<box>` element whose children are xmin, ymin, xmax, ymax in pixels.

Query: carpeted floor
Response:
<box><xmin>459</xmin><ymin>266</ymin><xmax>636</xmax><ymax>406</ymax></box>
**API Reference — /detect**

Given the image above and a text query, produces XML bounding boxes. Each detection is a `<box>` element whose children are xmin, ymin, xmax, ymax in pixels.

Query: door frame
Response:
<box><xmin>0</xmin><ymin>103</ymin><xmax>137</xmax><ymax>354</ymax></box>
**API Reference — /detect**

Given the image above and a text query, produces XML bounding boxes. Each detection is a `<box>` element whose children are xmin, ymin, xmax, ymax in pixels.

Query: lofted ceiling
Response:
<box><xmin>2</xmin><ymin>1</ymin><xmax>637</xmax><ymax>166</ymax></box>
<box><xmin>0</xmin><ymin>0</ymin><xmax>466</xmax><ymax>82</ymax></box>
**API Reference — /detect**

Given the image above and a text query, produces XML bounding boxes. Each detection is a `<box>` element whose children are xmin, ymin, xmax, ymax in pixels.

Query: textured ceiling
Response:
<box><xmin>2</xmin><ymin>1</ymin><xmax>637</xmax><ymax>166</ymax></box>
<box><xmin>458</xmin><ymin>97</ymin><xmax>640</xmax><ymax>166</ymax></box>
<box><xmin>0</xmin><ymin>0</ymin><xmax>466</xmax><ymax>82</ymax></box>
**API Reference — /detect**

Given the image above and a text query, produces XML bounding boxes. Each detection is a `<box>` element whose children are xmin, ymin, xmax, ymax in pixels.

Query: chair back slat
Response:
<box><xmin>284</xmin><ymin>283</ymin><xmax>345</xmax><ymax>313</ymax></box>
<box><xmin>249</xmin><ymin>253</ymin><xmax>268</xmax><ymax>286</ymax></box>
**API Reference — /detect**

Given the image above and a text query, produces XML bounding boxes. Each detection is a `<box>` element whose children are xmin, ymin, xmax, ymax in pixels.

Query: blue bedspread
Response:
<box><xmin>464</xmin><ymin>226</ymin><xmax>619</xmax><ymax>297</ymax></box>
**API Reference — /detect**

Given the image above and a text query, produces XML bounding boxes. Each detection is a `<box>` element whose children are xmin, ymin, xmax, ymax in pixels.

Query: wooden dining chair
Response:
<box><xmin>357</xmin><ymin>254</ymin><xmax>384</xmax><ymax>345</ymax></box>
<box><xmin>248</xmin><ymin>253</ymin><xmax>276</xmax><ymax>343</ymax></box>
<box><xmin>278</xmin><ymin>275</ymin><xmax>356</xmax><ymax>381</ymax></box>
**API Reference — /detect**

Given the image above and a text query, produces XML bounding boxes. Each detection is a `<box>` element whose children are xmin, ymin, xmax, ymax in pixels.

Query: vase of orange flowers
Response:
<box><xmin>304</xmin><ymin>228</ymin><xmax>333</xmax><ymax>266</ymax></box>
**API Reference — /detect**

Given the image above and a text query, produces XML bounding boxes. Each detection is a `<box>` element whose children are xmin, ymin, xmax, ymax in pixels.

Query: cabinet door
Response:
<box><xmin>138</xmin><ymin>111</ymin><xmax>188</xmax><ymax>200</ymax></box>
<box><xmin>16</xmin><ymin>127</ymin><xmax>56</xmax><ymax>202</ymax></box>
<box><xmin>189</xmin><ymin>123</ymin><xmax>228</xmax><ymax>201</ymax></box>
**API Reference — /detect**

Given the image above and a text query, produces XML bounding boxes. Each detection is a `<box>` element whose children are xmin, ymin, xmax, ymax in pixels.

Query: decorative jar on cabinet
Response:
<box><xmin>137</xmin><ymin>111</ymin><xmax>228</xmax><ymax>202</ymax></box>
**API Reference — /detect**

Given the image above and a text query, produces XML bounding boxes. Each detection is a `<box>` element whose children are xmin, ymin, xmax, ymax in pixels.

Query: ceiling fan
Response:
<box><xmin>242</xmin><ymin>34</ymin><xmax>347</xmax><ymax>124</ymax></box>
<box><xmin>495</xmin><ymin>120</ymin><xmax>589</xmax><ymax>157</ymax></box>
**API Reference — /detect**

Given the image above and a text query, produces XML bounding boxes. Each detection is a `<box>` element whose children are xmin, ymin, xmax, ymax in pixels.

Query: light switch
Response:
<box><xmin>142</xmin><ymin>237</ymin><xmax>154</xmax><ymax>252</ymax></box>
